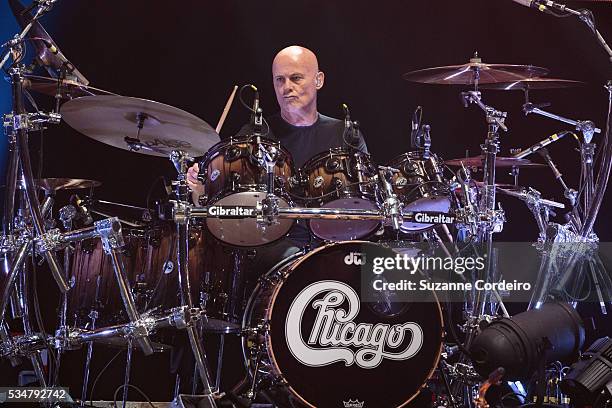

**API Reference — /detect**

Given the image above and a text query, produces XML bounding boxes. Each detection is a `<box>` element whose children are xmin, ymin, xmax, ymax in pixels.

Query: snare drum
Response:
<box><xmin>388</xmin><ymin>152</ymin><xmax>451</xmax><ymax>232</ymax></box>
<box><xmin>242</xmin><ymin>241</ymin><xmax>443</xmax><ymax>407</ymax></box>
<box><xmin>301</xmin><ymin>148</ymin><xmax>380</xmax><ymax>241</ymax></box>
<box><xmin>200</xmin><ymin>136</ymin><xmax>295</xmax><ymax>247</ymax></box>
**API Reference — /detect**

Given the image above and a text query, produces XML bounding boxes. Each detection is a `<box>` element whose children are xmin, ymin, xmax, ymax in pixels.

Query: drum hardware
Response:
<box><xmin>378</xmin><ymin>166</ymin><xmax>404</xmax><ymax>231</ymax></box>
<box><xmin>169</xmin><ymin>150</ymin><xmax>216</xmax><ymax>397</ymax></box>
<box><xmin>523</xmin><ymin>102</ymin><xmax>601</xmax><ymax>143</ymax></box>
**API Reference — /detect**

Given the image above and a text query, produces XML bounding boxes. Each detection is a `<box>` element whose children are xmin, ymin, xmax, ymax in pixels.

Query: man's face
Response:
<box><xmin>272</xmin><ymin>53</ymin><xmax>321</xmax><ymax>115</ymax></box>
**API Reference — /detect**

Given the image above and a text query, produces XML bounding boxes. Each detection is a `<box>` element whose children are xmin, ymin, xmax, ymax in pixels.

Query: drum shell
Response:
<box><xmin>242</xmin><ymin>241</ymin><xmax>444</xmax><ymax>408</ymax></box>
<box><xmin>387</xmin><ymin>152</ymin><xmax>451</xmax><ymax>232</ymax></box>
<box><xmin>67</xmin><ymin>225</ymin><xmax>243</xmax><ymax>330</ymax></box>
<box><xmin>300</xmin><ymin>149</ymin><xmax>380</xmax><ymax>240</ymax></box>
<box><xmin>201</xmin><ymin>136</ymin><xmax>295</xmax><ymax>203</ymax></box>
<box><xmin>200</xmin><ymin>136</ymin><xmax>296</xmax><ymax>247</ymax></box>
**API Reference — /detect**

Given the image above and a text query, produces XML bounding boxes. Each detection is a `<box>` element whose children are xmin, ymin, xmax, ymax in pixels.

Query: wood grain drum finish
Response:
<box><xmin>202</xmin><ymin>136</ymin><xmax>295</xmax><ymax>246</ymax></box>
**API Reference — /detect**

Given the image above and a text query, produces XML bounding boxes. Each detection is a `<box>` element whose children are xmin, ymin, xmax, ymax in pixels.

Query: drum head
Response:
<box><xmin>265</xmin><ymin>241</ymin><xmax>443</xmax><ymax>408</ymax></box>
<box><xmin>309</xmin><ymin>198</ymin><xmax>380</xmax><ymax>241</ymax></box>
<box><xmin>206</xmin><ymin>192</ymin><xmax>293</xmax><ymax>246</ymax></box>
<box><xmin>401</xmin><ymin>196</ymin><xmax>451</xmax><ymax>232</ymax></box>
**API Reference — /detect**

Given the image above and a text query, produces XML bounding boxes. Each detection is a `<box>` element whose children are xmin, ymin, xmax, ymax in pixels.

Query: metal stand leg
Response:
<box><xmin>214</xmin><ymin>334</ymin><xmax>225</xmax><ymax>393</ymax></box>
<box><xmin>171</xmin><ymin>150</ymin><xmax>215</xmax><ymax>396</ymax></box>
<box><xmin>122</xmin><ymin>337</ymin><xmax>134</xmax><ymax>408</ymax></box>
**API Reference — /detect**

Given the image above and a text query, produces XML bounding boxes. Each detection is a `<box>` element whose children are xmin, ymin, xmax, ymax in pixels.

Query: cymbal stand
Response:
<box><xmin>460</xmin><ymin>90</ymin><xmax>507</xmax><ymax>319</ymax></box>
<box><xmin>170</xmin><ymin>150</ymin><xmax>215</xmax><ymax>398</ymax></box>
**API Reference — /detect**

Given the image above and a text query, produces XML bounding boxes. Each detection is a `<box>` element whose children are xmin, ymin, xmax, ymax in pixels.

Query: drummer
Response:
<box><xmin>187</xmin><ymin>45</ymin><xmax>369</xmax><ymax>265</ymax></box>
<box><xmin>187</xmin><ymin>44</ymin><xmax>368</xmax><ymax>199</ymax></box>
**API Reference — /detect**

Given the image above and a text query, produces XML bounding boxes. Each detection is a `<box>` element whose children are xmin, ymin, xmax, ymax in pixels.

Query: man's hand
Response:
<box><xmin>187</xmin><ymin>163</ymin><xmax>205</xmax><ymax>205</ymax></box>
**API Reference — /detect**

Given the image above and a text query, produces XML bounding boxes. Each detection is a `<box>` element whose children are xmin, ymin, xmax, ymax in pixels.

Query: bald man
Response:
<box><xmin>187</xmin><ymin>45</ymin><xmax>367</xmax><ymax>199</ymax></box>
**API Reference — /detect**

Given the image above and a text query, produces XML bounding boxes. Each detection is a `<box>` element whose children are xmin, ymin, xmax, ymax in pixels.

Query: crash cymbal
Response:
<box><xmin>60</xmin><ymin>95</ymin><xmax>220</xmax><ymax>157</ymax></box>
<box><xmin>36</xmin><ymin>178</ymin><xmax>102</xmax><ymax>192</ymax></box>
<box><xmin>445</xmin><ymin>155</ymin><xmax>546</xmax><ymax>168</ymax></box>
<box><xmin>402</xmin><ymin>56</ymin><xmax>548</xmax><ymax>86</ymax></box>
<box><xmin>479</xmin><ymin>78</ymin><xmax>585</xmax><ymax>91</ymax></box>
<box><xmin>23</xmin><ymin>75</ymin><xmax>115</xmax><ymax>99</ymax></box>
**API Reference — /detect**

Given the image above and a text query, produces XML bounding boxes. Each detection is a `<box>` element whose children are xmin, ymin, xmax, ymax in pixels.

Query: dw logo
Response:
<box><xmin>344</xmin><ymin>252</ymin><xmax>366</xmax><ymax>265</ymax></box>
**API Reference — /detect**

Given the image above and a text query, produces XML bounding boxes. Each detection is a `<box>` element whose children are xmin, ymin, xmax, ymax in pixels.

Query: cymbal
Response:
<box><xmin>445</xmin><ymin>155</ymin><xmax>546</xmax><ymax>168</ymax></box>
<box><xmin>60</xmin><ymin>95</ymin><xmax>220</xmax><ymax>157</ymax></box>
<box><xmin>402</xmin><ymin>58</ymin><xmax>548</xmax><ymax>86</ymax></box>
<box><xmin>36</xmin><ymin>178</ymin><xmax>102</xmax><ymax>191</ymax></box>
<box><xmin>473</xmin><ymin>180</ymin><xmax>522</xmax><ymax>189</ymax></box>
<box><xmin>479</xmin><ymin>78</ymin><xmax>585</xmax><ymax>91</ymax></box>
<box><xmin>23</xmin><ymin>75</ymin><xmax>115</xmax><ymax>99</ymax></box>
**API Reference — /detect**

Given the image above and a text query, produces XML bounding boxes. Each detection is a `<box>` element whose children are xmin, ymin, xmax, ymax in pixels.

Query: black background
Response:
<box><xmin>2</xmin><ymin>0</ymin><xmax>612</xmax><ymax>404</ymax></box>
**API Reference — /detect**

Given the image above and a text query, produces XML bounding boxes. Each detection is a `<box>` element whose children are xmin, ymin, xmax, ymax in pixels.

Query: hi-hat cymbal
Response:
<box><xmin>445</xmin><ymin>155</ymin><xmax>546</xmax><ymax>168</ymax></box>
<box><xmin>36</xmin><ymin>178</ymin><xmax>102</xmax><ymax>192</ymax></box>
<box><xmin>60</xmin><ymin>95</ymin><xmax>220</xmax><ymax>157</ymax></box>
<box><xmin>402</xmin><ymin>58</ymin><xmax>548</xmax><ymax>86</ymax></box>
<box><xmin>23</xmin><ymin>75</ymin><xmax>115</xmax><ymax>99</ymax></box>
<box><xmin>479</xmin><ymin>78</ymin><xmax>585</xmax><ymax>91</ymax></box>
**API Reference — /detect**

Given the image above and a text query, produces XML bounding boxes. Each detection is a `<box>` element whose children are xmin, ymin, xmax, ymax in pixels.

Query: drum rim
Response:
<box><xmin>259</xmin><ymin>240</ymin><xmax>445</xmax><ymax>408</ymax></box>
<box><xmin>202</xmin><ymin>135</ymin><xmax>294</xmax><ymax>167</ymax></box>
<box><xmin>301</xmin><ymin>147</ymin><xmax>372</xmax><ymax>171</ymax></box>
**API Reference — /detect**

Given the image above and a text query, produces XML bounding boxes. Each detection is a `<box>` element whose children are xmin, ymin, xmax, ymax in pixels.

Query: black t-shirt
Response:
<box><xmin>237</xmin><ymin>113</ymin><xmax>368</xmax><ymax>168</ymax></box>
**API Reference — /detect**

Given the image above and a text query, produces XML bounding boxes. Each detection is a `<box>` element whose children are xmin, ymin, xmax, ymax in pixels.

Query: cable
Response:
<box><xmin>238</xmin><ymin>84</ymin><xmax>270</xmax><ymax>137</ymax></box>
<box><xmin>112</xmin><ymin>384</ymin><xmax>158</xmax><ymax>408</ymax></box>
<box><xmin>89</xmin><ymin>349</ymin><xmax>125</xmax><ymax>406</ymax></box>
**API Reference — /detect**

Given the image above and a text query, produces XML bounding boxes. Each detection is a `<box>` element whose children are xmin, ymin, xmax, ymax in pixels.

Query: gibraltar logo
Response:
<box><xmin>285</xmin><ymin>280</ymin><xmax>423</xmax><ymax>369</ymax></box>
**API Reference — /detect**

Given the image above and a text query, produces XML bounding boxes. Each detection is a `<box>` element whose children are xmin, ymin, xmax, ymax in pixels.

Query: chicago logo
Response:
<box><xmin>285</xmin><ymin>280</ymin><xmax>423</xmax><ymax>369</ymax></box>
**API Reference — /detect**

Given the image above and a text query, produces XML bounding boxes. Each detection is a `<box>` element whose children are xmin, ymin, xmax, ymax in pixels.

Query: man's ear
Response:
<box><xmin>315</xmin><ymin>71</ymin><xmax>325</xmax><ymax>89</ymax></box>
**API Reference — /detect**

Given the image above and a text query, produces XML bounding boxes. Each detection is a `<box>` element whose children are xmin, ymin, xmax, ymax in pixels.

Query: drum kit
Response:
<box><xmin>1</xmin><ymin>2</ymin><xmax>612</xmax><ymax>408</ymax></box>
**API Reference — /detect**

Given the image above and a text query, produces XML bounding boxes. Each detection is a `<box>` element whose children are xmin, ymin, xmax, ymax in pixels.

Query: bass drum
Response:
<box><xmin>242</xmin><ymin>241</ymin><xmax>443</xmax><ymax>408</ymax></box>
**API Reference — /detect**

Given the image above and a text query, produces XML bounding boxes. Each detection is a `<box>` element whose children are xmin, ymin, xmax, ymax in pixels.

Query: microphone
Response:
<box><xmin>250</xmin><ymin>85</ymin><xmax>263</xmax><ymax>134</ymax></box>
<box><xmin>510</xmin><ymin>0</ymin><xmax>569</xmax><ymax>14</ymax></box>
<box><xmin>513</xmin><ymin>131</ymin><xmax>571</xmax><ymax>159</ymax></box>
<box><xmin>342</xmin><ymin>103</ymin><xmax>351</xmax><ymax>129</ymax></box>
<box><xmin>410</xmin><ymin>106</ymin><xmax>422</xmax><ymax>149</ymax></box>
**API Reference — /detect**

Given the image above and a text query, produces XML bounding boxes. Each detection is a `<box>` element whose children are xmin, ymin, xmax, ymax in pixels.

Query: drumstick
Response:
<box><xmin>215</xmin><ymin>85</ymin><xmax>238</xmax><ymax>135</ymax></box>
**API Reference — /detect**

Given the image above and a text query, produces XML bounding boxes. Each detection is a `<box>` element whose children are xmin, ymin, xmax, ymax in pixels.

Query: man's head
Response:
<box><xmin>272</xmin><ymin>45</ymin><xmax>324</xmax><ymax>120</ymax></box>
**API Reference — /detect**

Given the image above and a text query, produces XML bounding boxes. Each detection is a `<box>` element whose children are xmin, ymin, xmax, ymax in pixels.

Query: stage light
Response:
<box><xmin>469</xmin><ymin>302</ymin><xmax>585</xmax><ymax>380</ymax></box>
<box><xmin>561</xmin><ymin>337</ymin><xmax>612</xmax><ymax>406</ymax></box>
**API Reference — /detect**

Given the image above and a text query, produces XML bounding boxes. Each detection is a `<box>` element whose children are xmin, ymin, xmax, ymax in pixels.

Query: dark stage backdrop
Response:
<box><xmin>1</xmin><ymin>0</ymin><xmax>612</xmax><ymax>403</ymax></box>
<box><xmin>32</xmin><ymin>0</ymin><xmax>612</xmax><ymax>241</ymax></box>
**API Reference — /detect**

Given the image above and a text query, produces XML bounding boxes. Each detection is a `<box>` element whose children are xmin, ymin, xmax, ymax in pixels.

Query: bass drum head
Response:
<box><xmin>264</xmin><ymin>241</ymin><xmax>443</xmax><ymax>408</ymax></box>
<box><xmin>206</xmin><ymin>192</ymin><xmax>294</xmax><ymax>247</ymax></box>
<box><xmin>400</xmin><ymin>196</ymin><xmax>451</xmax><ymax>233</ymax></box>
